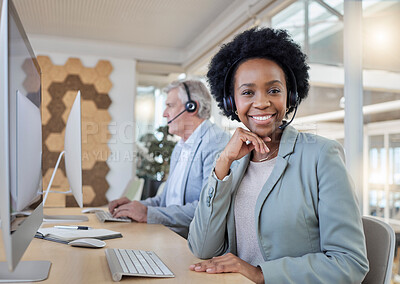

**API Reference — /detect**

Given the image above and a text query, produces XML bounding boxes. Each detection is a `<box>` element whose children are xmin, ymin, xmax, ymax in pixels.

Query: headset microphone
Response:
<box><xmin>167</xmin><ymin>82</ymin><xmax>197</xmax><ymax>124</ymax></box>
<box><xmin>278</xmin><ymin>102</ymin><xmax>298</xmax><ymax>130</ymax></box>
<box><xmin>167</xmin><ymin>109</ymin><xmax>186</xmax><ymax>124</ymax></box>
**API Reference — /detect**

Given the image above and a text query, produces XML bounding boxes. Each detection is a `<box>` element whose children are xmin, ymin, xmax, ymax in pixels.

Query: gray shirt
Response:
<box><xmin>234</xmin><ymin>157</ymin><xmax>277</xmax><ymax>266</ymax></box>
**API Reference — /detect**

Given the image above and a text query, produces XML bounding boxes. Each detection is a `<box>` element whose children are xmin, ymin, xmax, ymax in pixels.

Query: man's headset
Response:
<box><xmin>167</xmin><ymin>82</ymin><xmax>197</xmax><ymax>124</ymax></box>
<box><xmin>222</xmin><ymin>58</ymin><xmax>299</xmax><ymax>130</ymax></box>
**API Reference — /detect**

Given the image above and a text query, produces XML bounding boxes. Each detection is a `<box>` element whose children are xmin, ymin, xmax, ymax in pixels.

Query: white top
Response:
<box><xmin>234</xmin><ymin>157</ymin><xmax>277</xmax><ymax>266</ymax></box>
<box><xmin>165</xmin><ymin>121</ymin><xmax>205</xmax><ymax>206</ymax></box>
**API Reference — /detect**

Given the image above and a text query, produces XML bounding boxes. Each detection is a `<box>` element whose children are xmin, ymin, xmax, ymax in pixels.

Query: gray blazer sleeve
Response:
<box><xmin>188</xmin><ymin>171</ymin><xmax>234</xmax><ymax>257</ymax></box>
<box><xmin>145</xmin><ymin>129</ymin><xmax>228</xmax><ymax>238</ymax></box>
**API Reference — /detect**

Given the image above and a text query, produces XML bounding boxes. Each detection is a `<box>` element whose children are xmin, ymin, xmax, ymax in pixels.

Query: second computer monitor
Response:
<box><xmin>64</xmin><ymin>91</ymin><xmax>83</xmax><ymax>208</ymax></box>
<box><xmin>43</xmin><ymin>90</ymin><xmax>83</xmax><ymax>209</ymax></box>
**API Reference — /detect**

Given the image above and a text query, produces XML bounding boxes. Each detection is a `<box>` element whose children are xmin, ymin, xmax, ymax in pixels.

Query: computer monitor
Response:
<box><xmin>43</xmin><ymin>90</ymin><xmax>85</xmax><ymax>212</ymax></box>
<box><xmin>64</xmin><ymin>91</ymin><xmax>83</xmax><ymax>207</ymax></box>
<box><xmin>0</xmin><ymin>0</ymin><xmax>51</xmax><ymax>281</ymax></box>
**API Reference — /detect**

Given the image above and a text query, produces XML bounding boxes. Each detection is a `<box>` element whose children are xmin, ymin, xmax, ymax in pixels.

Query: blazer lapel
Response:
<box><xmin>254</xmin><ymin>156</ymin><xmax>288</xmax><ymax>214</ymax></box>
<box><xmin>181</xmin><ymin>121</ymin><xmax>212</xmax><ymax>203</ymax></box>
<box><xmin>229</xmin><ymin>126</ymin><xmax>300</xmax><ymax>255</ymax></box>
<box><xmin>254</xmin><ymin>126</ymin><xmax>299</xmax><ymax>224</ymax></box>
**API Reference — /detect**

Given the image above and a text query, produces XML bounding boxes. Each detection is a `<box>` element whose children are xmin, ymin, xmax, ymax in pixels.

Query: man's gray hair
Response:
<box><xmin>163</xmin><ymin>79</ymin><xmax>211</xmax><ymax>120</ymax></box>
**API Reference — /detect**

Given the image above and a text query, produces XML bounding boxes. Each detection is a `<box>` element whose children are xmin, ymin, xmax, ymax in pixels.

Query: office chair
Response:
<box><xmin>362</xmin><ymin>216</ymin><xmax>396</xmax><ymax>284</ymax></box>
<box><xmin>156</xmin><ymin>181</ymin><xmax>166</xmax><ymax>196</ymax></box>
<box><xmin>123</xmin><ymin>178</ymin><xmax>145</xmax><ymax>201</ymax></box>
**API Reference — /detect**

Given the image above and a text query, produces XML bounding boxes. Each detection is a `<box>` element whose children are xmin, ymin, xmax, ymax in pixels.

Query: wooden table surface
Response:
<box><xmin>0</xmin><ymin>207</ymin><xmax>251</xmax><ymax>283</ymax></box>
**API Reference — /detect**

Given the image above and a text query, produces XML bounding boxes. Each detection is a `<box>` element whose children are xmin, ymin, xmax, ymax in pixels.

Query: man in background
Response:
<box><xmin>109</xmin><ymin>79</ymin><xmax>229</xmax><ymax>238</ymax></box>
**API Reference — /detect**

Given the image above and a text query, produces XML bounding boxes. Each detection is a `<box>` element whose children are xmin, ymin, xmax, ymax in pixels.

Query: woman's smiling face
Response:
<box><xmin>233</xmin><ymin>58</ymin><xmax>287</xmax><ymax>140</ymax></box>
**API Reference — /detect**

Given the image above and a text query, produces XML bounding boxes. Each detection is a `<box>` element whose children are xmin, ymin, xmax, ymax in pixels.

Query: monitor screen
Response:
<box><xmin>0</xmin><ymin>0</ymin><xmax>49</xmax><ymax>278</ymax></box>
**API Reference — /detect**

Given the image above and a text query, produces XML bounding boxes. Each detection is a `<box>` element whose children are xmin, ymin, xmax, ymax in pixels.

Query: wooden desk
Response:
<box><xmin>1</xmin><ymin>208</ymin><xmax>251</xmax><ymax>283</ymax></box>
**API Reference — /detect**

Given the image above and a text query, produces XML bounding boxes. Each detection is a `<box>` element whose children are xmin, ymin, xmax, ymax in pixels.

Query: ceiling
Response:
<box><xmin>12</xmin><ymin>0</ymin><xmax>279</xmax><ymax>79</ymax></box>
<box><xmin>9</xmin><ymin>0</ymin><xmax>400</xmax><ymax>124</ymax></box>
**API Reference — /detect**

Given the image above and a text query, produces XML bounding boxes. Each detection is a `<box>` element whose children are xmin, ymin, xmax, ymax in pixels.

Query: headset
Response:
<box><xmin>167</xmin><ymin>82</ymin><xmax>198</xmax><ymax>124</ymax></box>
<box><xmin>222</xmin><ymin>57</ymin><xmax>299</xmax><ymax>130</ymax></box>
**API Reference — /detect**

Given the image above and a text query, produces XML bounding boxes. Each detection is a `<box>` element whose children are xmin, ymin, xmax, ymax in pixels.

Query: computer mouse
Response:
<box><xmin>81</xmin><ymin>208</ymin><xmax>105</xmax><ymax>214</ymax></box>
<box><xmin>68</xmin><ymin>238</ymin><xmax>106</xmax><ymax>248</ymax></box>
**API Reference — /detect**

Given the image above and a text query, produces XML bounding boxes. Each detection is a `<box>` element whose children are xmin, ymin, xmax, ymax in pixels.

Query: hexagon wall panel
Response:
<box><xmin>36</xmin><ymin>56</ymin><xmax>113</xmax><ymax>207</ymax></box>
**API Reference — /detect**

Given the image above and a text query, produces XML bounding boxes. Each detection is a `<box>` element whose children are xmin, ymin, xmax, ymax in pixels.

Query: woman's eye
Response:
<box><xmin>241</xmin><ymin>90</ymin><xmax>253</xmax><ymax>96</ymax></box>
<box><xmin>268</xmin><ymin>88</ymin><xmax>281</xmax><ymax>95</ymax></box>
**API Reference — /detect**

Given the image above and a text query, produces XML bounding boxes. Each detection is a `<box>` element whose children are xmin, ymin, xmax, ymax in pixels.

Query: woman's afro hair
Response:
<box><xmin>207</xmin><ymin>27</ymin><xmax>310</xmax><ymax>121</ymax></box>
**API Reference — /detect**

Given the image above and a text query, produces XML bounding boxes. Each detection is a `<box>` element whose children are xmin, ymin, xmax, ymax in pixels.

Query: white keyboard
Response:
<box><xmin>95</xmin><ymin>211</ymin><xmax>131</xmax><ymax>223</ymax></box>
<box><xmin>105</xmin><ymin>248</ymin><xmax>174</xmax><ymax>281</ymax></box>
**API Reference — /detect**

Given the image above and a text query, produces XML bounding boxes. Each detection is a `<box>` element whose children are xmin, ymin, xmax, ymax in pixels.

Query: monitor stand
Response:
<box><xmin>0</xmin><ymin>261</ymin><xmax>51</xmax><ymax>282</ymax></box>
<box><xmin>42</xmin><ymin>151</ymin><xmax>87</xmax><ymax>222</ymax></box>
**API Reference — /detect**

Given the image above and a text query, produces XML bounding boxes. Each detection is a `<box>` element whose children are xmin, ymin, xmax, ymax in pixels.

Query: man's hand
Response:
<box><xmin>189</xmin><ymin>253</ymin><xmax>264</xmax><ymax>284</ymax></box>
<box><xmin>108</xmin><ymin>197</ymin><xmax>131</xmax><ymax>213</ymax></box>
<box><xmin>112</xmin><ymin>200</ymin><xmax>148</xmax><ymax>223</ymax></box>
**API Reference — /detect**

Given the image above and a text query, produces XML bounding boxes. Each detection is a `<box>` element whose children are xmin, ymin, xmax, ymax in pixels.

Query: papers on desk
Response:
<box><xmin>35</xmin><ymin>227</ymin><xmax>122</xmax><ymax>244</ymax></box>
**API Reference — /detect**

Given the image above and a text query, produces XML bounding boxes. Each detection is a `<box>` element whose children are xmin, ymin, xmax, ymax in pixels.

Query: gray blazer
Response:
<box><xmin>141</xmin><ymin>120</ymin><xmax>229</xmax><ymax>238</ymax></box>
<box><xmin>188</xmin><ymin>125</ymin><xmax>369</xmax><ymax>283</ymax></box>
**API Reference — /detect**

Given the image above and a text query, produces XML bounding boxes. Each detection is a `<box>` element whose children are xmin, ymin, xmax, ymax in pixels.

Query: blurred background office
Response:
<box><xmin>10</xmin><ymin>0</ymin><xmax>400</xmax><ymax>229</ymax></box>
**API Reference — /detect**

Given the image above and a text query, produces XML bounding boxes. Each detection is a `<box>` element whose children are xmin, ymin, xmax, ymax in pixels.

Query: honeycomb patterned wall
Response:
<box><xmin>36</xmin><ymin>56</ymin><xmax>113</xmax><ymax>207</ymax></box>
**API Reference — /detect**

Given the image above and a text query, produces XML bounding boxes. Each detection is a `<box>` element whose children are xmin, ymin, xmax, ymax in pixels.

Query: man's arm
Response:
<box><xmin>140</xmin><ymin>193</ymin><xmax>163</xmax><ymax>207</ymax></box>
<box><xmin>146</xmin><ymin>133</ymin><xmax>229</xmax><ymax>238</ymax></box>
<box><xmin>147</xmin><ymin>201</ymin><xmax>198</xmax><ymax>238</ymax></box>
<box><xmin>109</xmin><ymin>183</ymin><xmax>165</xmax><ymax>214</ymax></box>
<box><xmin>144</xmin><ymin>148</ymin><xmax>216</xmax><ymax>238</ymax></box>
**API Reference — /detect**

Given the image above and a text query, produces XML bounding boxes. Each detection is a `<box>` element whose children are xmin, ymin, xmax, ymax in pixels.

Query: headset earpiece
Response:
<box><xmin>222</xmin><ymin>96</ymin><xmax>235</xmax><ymax>115</ymax></box>
<box><xmin>279</xmin><ymin>66</ymin><xmax>299</xmax><ymax>130</ymax></box>
<box><xmin>286</xmin><ymin>67</ymin><xmax>299</xmax><ymax>109</ymax></box>
<box><xmin>182</xmin><ymin>82</ymin><xmax>197</xmax><ymax>113</ymax></box>
<box><xmin>185</xmin><ymin>100</ymin><xmax>197</xmax><ymax>112</ymax></box>
<box><xmin>222</xmin><ymin>58</ymin><xmax>243</xmax><ymax>119</ymax></box>
<box><xmin>287</xmin><ymin>90</ymin><xmax>299</xmax><ymax>109</ymax></box>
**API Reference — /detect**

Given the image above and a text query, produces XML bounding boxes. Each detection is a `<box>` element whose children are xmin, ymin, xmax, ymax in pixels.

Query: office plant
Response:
<box><xmin>136</xmin><ymin>126</ymin><xmax>176</xmax><ymax>197</ymax></box>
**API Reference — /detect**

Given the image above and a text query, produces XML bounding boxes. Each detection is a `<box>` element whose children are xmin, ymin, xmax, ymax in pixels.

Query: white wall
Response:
<box><xmin>30</xmin><ymin>36</ymin><xmax>137</xmax><ymax>202</ymax></box>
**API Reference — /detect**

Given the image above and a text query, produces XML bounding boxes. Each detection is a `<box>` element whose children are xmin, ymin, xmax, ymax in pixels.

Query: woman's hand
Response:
<box><xmin>215</xmin><ymin>127</ymin><xmax>270</xmax><ymax>179</ymax></box>
<box><xmin>189</xmin><ymin>253</ymin><xmax>264</xmax><ymax>284</ymax></box>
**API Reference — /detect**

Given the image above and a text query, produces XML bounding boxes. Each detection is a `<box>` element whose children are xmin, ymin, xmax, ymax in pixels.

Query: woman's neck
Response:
<box><xmin>252</xmin><ymin>133</ymin><xmax>282</xmax><ymax>162</ymax></box>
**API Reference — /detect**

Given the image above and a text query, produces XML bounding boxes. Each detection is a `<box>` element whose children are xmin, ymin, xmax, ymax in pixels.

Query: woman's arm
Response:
<box><xmin>187</xmin><ymin>127</ymin><xmax>273</xmax><ymax>274</ymax></box>
<box><xmin>187</xmin><ymin>170</ymin><xmax>234</xmax><ymax>259</ymax></box>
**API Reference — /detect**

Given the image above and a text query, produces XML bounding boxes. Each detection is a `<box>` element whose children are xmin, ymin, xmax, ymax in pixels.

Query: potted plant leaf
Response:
<box><xmin>136</xmin><ymin>126</ymin><xmax>176</xmax><ymax>198</ymax></box>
